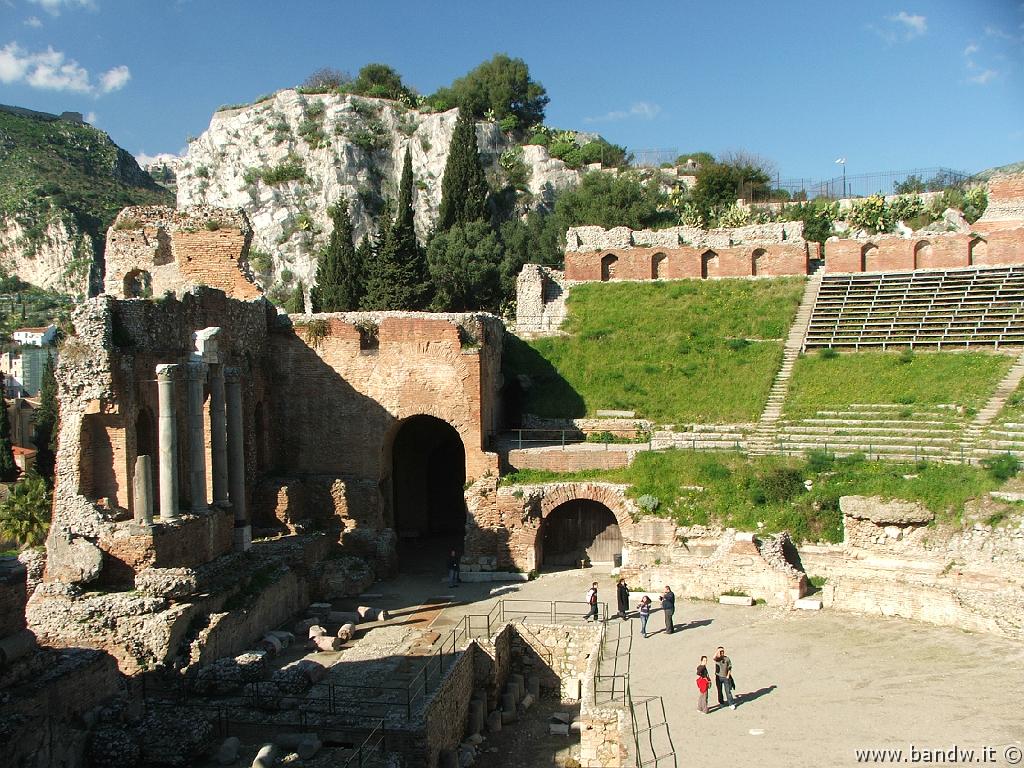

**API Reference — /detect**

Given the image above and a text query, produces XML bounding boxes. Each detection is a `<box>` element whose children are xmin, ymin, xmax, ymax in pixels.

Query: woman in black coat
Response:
<box><xmin>616</xmin><ymin>578</ymin><xmax>630</xmax><ymax>619</ymax></box>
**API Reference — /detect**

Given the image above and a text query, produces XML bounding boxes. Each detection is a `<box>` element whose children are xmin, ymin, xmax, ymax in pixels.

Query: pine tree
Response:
<box><xmin>311</xmin><ymin>202</ymin><xmax>363</xmax><ymax>312</ymax></box>
<box><xmin>33</xmin><ymin>354</ymin><xmax>57</xmax><ymax>484</ymax></box>
<box><xmin>436</xmin><ymin>108</ymin><xmax>489</xmax><ymax>232</ymax></box>
<box><xmin>0</xmin><ymin>394</ymin><xmax>19</xmax><ymax>482</ymax></box>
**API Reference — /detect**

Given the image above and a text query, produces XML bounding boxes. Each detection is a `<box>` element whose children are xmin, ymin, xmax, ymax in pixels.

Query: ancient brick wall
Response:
<box><xmin>268</xmin><ymin>312</ymin><xmax>503</xmax><ymax>531</ymax></box>
<box><xmin>423</xmin><ymin>645</ymin><xmax>476</xmax><ymax>768</ymax></box>
<box><xmin>505</xmin><ymin>447</ymin><xmax>634</xmax><ymax>473</ymax></box>
<box><xmin>824</xmin><ymin>230</ymin><xmax>1024</xmax><ymax>273</ymax></box>
<box><xmin>104</xmin><ymin>205</ymin><xmax>260</xmax><ymax>299</ymax></box>
<box><xmin>564</xmin><ymin>244</ymin><xmax>807</xmax><ymax>281</ymax></box>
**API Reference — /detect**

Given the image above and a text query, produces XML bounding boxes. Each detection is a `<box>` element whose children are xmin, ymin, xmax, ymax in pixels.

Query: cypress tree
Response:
<box><xmin>362</xmin><ymin>150</ymin><xmax>428</xmax><ymax>310</ymax></box>
<box><xmin>33</xmin><ymin>354</ymin><xmax>57</xmax><ymax>484</ymax></box>
<box><xmin>0</xmin><ymin>393</ymin><xmax>19</xmax><ymax>482</ymax></box>
<box><xmin>311</xmin><ymin>202</ymin><xmax>363</xmax><ymax>312</ymax></box>
<box><xmin>436</xmin><ymin>108</ymin><xmax>489</xmax><ymax>232</ymax></box>
<box><xmin>284</xmin><ymin>281</ymin><xmax>306</xmax><ymax>314</ymax></box>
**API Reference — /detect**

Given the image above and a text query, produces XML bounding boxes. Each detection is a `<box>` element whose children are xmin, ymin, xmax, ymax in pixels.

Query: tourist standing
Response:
<box><xmin>447</xmin><ymin>549</ymin><xmax>460</xmax><ymax>588</ymax></box>
<box><xmin>714</xmin><ymin>646</ymin><xmax>736</xmax><ymax>709</ymax></box>
<box><xmin>616</xmin><ymin>578</ymin><xmax>630</xmax><ymax>619</ymax></box>
<box><xmin>659</xmin><ymin>585</ymin><xmax>676</xmax><ymax>634</ymax></box>
<box><xmin>583</xmin><ymin>581</ymin><xmax>599</xmax><ymax>621</ymax></box>
<box><xmin>638</xmin><ymin>595</ymin><xmax>652</xmax><ymax>637</ymax></box>
<box><xmin>696</xmin><ymin>656</ymin><xmax>712</xmax><ymax>714</ymax></box>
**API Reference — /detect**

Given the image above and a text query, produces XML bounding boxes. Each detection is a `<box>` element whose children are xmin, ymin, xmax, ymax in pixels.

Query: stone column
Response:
<box><xmin>186</xmin><ymin>361</ymin><xmax>208</xmax><ymax>513</ymax></box>
<box><xmin>156</xmin><ymin>364</ymin><xmax>180</xmax><ymax>522</ymax></box>
<box><xmin>209</xmin><ymin>363</ymin><xmax>229</xmax><ymax>507</ymax></box>
<box><xmin>132</xmin><ymin>455</ymin><xmax>154</xmax><ymax>526</ymax></box>
<box><xmin>225</xmin><ymin>367</ymin><xmax>251</xmax><ymax>551</ymax></box>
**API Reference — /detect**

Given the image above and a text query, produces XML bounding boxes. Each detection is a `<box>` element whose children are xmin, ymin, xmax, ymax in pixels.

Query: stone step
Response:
<box><xmin>797</xmin><ymin>417</ymin><xmax>960</xmax><ymax>428</ymax></box>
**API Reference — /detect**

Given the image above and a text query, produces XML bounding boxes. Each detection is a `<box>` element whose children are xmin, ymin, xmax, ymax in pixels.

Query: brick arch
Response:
<box><xmin>537</xmin><ymin>482</ymin><xmax>635</xmax><ymax>535</ymax></box>
<box><xmin>913</xmin><ymin>239</ymin><xmax>933</xmax><ymax>269</ymax></box>
<box><xmin>751</xmin><ymin>248</ymin><xmax>767</xmax><ymax>276</ymax></box>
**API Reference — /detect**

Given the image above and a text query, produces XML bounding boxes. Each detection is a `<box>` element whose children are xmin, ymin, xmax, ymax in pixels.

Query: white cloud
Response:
<box><xmin>584</xmin><ymin>101</ymin><xmax>662</xmax><ymax>124</ymax></box>
<box><xmin>963</xmin><ymin>43</ymin><xmax>980</xmax><ymax>57</ymax></box>
<box><xmin>84</xmin><ymin>110</ymin><xmax>96</xmax><ymax>124</ymax></box>
<box><xmin>0</xmin><ymin>41</ymin><xmax>129</xmax><ymax>96</ymax></box>
<box><xmin>135</xmin><ymin>151</ymin><xmax>179</xmax><ymax>167</ymax></box>
<box><xmin>887</xmin><ymin>11</ymin><xmax>927</xmax><ymax>39</ymax></box>
<box><xmin>99</xmin><ymin>64</ymin><xmax>130</xmax><ymax>93</ymax></box>
<box><xmin>969</xmin><ymin>68</ymin><xmax>998</xmax><ymax>85</ymax></box>
<box><xmin>27</xmin><ymin>0</ymin><xmax>96</xmax><ymax>16</ymax></box>
<box><xmin>23</xmin><ymin>16</ymin><xmax>42</xmax><ymax>27</ymax></box>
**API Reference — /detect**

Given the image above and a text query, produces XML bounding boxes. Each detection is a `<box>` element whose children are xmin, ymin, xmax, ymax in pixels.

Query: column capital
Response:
<box><xmin>185</xmin><ymin>360</ymin><xmax>208</xmax><ymax>380</ymax></box>
<box><xmin>224</xmin><ymin>366</ymin><xmax>242</xmax><ymax>384</ymax></box>
<box><xmin>156</xmin><ymin>363</ymin><xmax>179</xmax><ymax>381</ymax></box>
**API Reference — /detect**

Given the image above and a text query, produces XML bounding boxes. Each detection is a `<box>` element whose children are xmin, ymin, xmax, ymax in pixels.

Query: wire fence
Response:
<box><xmin>764</xmin><ymin>166</ymin><xmax>973</xmax><ymax>202</ymax></box>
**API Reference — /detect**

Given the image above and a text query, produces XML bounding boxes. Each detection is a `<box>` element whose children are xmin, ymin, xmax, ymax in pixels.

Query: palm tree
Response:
<box><xmin>0</xmin><ymin>471</ymin><xmax>50</xmax><ymax>548</ymax></box>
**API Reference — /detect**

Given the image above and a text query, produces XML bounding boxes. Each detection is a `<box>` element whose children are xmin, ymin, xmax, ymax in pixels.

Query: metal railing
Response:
<box><xmin>342</xmin><ymin>722</ymin><xmax>386</xmax><ymax>768</ymax></box>
<box><xmin>504</xmin><ymin>428</ymin><xmax>651</xmax><ymax>451</ymax></box>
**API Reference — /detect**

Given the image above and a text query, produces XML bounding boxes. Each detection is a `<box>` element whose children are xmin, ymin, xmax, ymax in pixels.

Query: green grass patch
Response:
<box><xmin>785</xmin><ymin>351</ymin><xmax>1012</xmax><ymax>419</ymax></box>
<box><xmin>502</xmin><ymin>449</ymin><xmax>1000</xmax><ymax>542</ymax></box>
<box><xmin>507</xmin><ymin>278</ymin><xmax>805</xmax><ymax>423</ymax></box>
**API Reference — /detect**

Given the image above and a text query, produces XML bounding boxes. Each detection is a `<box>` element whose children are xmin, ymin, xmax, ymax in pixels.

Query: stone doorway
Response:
<box><xmin>540</xmin><ymin>499</ymin><xmax>622</xmax><ymax>567</ymax></box>
<box><xmin>391</xmin><ymin>415</ymin><xmax>467</xmax><ymax>571</ymax></box>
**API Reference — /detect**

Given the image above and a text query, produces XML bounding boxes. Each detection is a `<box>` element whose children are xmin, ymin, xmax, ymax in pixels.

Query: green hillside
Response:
<box><xmin>506</xmin><ymin>278</ymin><xmax>805</xmax><ymax>424</ymax></box>
<box><xmin>0</xmin><ymin>108</ymin><xmax>171</xmax><ymax>273</ymax></box>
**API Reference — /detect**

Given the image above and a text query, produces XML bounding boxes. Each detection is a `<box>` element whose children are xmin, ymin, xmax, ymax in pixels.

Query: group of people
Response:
<box><xmin>587</xmin><ymin>579</ymin><xmax>740</xmax><ymax>714</ymax></box>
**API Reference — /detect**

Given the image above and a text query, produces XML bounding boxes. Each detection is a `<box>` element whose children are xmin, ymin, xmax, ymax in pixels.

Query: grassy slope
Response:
<box><xmin>507</xmin><ymin>278</ymin><xmax>806</xmax><ymax>424</ymax></box>
<box><xmin>503</xmin><ymin>450</ymin><xmax>1002</xmax><ymax>543</ymax></box>
<box><xmin>785</xmin><ymin>351</ymin><xmax>1013</xmax><ymax>419</ymax></box>
<box><xmin>0</xmin><ymin>109</ymin><xmax>171</xmax><ymax>257</ymax></box>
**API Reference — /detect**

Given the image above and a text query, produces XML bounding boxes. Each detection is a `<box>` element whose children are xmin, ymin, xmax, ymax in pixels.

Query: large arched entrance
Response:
<box><xmin>540</xmin><ymin>499</ymin><xmax>622</xmax><ymax>567</ymax></box>
<box><xmin>391</xmin><ymin>415</ymin><xmax>467</xmax><ymax>568</ymax></box>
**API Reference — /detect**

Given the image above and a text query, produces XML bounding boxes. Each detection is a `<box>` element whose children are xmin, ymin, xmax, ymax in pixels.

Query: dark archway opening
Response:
<box><xmin>540</xmin><ymin>499</ymin><xmax>622</xmax><ymax>568</ymax></box>
<box><xmin>392</xmin><ymin>415</ymin><xmax>467</xmax><ymax>570</ymax></box>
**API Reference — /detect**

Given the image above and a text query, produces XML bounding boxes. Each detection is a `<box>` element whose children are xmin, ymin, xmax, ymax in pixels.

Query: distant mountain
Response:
<box><xmin>974</xmin><ymin>160</ymin><xmax>1024</xmax><ymax>181</ymax></box>
<box><xmin>0</xmin><ymin>106</ymin><xmax>172</xmax><ymax>296</ymax></box>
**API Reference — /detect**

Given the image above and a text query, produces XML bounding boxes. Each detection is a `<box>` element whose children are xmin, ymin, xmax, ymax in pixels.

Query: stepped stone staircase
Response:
<box><xmin>748</xmin><ymin>272</ymin><xmax>823</xmax><ymax>455</ymax></box>
<box><xmin>804</xmin><ymin>265</ymin><xmax>1024</xmax><ymax>351</ymax></box>
<box><xmin>967</xmin><ymin>350</ymin><xmax>1024</xmax><ymax>459</ymax></box>
<box><xmin>773</xmin><ymin>403</ymin><xmax>968</xmax><ymax>462</ymax></box>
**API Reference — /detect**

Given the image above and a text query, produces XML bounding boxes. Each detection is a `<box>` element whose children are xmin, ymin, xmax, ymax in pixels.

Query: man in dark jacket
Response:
<box><xmin>659</xmin><ymin>585</ymin><xmax>675</xmax><ymax>634</ymax></box>
<box><xmin>616</xmin><ymin>578</ymin><xmax>630</xmax><ymax>619</ymax></box>
<box><xmin>714</xmin><ymin>646</ymin><xmax>736</xmax><ymax>709</ymax></box>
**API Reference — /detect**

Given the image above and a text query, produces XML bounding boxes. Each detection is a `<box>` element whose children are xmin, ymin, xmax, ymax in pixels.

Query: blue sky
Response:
<box><xmin>1</xmin><ymin>0</ymin><xmax>1022</xmax><ymax>180</ymax></box>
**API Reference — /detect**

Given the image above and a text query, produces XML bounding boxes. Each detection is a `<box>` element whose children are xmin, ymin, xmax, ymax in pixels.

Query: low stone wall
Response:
<box><xmin>423</xmin><ymin>645</ymin><xmax>475</xmax><ymax>768</ymax></box>
<box><xmin>0</xmin><ymin>557</ymin><xmax>27</xmax><ymax>638</ymax></box>
<box><xmin>510</xmin><ymin>621</ymin><xmax>602</xmax><ymax>702</ymax></box>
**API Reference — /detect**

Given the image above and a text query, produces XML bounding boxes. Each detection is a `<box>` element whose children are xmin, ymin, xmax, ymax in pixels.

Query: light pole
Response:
<box><xmin>835</xmin><ymin>157</ymin><xmax>847</xmax><ymax>199</ymax></box>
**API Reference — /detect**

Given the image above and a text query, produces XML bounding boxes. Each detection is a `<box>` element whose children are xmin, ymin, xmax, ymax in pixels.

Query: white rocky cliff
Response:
<box><xmin>176</xmin><ymin>90</ymin><xmax>582</xmax><ymax>298</ymax></box>
<box><xmin>0</xmin><ymin>214</ymin><xmax>94</xmax><ymax>296</ymax></box>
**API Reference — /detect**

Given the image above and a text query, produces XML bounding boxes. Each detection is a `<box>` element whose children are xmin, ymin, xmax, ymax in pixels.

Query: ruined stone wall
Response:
<box><xmin>466</xmin><ymin>481</ymin><xmax>639</xmax><ymax>573</ymax></box>
<box><xmin>505</xmin><ymin>446</ymin><xmax>635</xmax><ymax>473</ymax></box>
<box><xmin>564</xmin><ymin>243</ymin><xmax>808</xmax><ymax>281</ymax></box>
<box><xmin>46</xmin><ymin>290</ymin><xmax>273</xmax><ymax>590</ymax></box>
<box><xmin>977</xmin><ymin>173</ymin><xmax>1024</xmax><ymax>231</ymax></box>
<box><xmin>423</xmin><ymin>644</ymin><xmax>475</xmax><ymax>768</ymax></box>
<box><xmin>104</xmin><ymin>205</ymin><xmax>260</xmax><ymax>299</ymax></box>
<box><xmin>0</xmin><ymin>557</ymin><xmax>27</xmax><ymax>638</ymax></box>
<box><xmin>515</xmin><ymin>264</ymin><xmax>569</xmax><ymax>335</ymax></box>
<box><xmin>510</xmin><ymin>621</ymin><xmax>602</xmax><ymax>702</ymax></box>
<box><xmin>267</xmin><ymin>312</ymin><xmax>503</xmax><ymax>531</ymax></box>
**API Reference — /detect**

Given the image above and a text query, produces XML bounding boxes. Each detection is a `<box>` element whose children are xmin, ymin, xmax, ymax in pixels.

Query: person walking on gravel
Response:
<box><xmin>616</xmin><ymin>578</ymin><xmax>630</xmax><ymax>619</ymax></box>
<box><xmin>696</xmin><ymin>655</ymin><xmax>712</xmax><ymax>714</ymax></box>
<box><xmin>583</xmin><ymin>582</ymin><xmax>599</xmax><ymax>621</ymax></box>
<box><xmin>714</xmin><ymin>646</ymin><xmax>736</xmax><ymax>709</ymax></box>
<box><xmin>660</xmin><ymin>585</ymin><xmax>676</xmax><ymax>634</ymax></box>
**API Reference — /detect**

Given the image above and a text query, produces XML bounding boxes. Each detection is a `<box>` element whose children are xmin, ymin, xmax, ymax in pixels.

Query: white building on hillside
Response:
<box><xmin>13</xmin><ymin>325</ymin><xmax>56</xmax><ymax>347</ymax></box>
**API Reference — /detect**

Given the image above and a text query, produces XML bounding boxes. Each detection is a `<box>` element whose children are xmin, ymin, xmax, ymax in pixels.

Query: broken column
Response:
<box><xmin>156</xmin><ymin>363</ymin><xmax>180</xmax><ymax>522</ymax></box>
<box><xmin>132</xmin><ymin>454</ymin><xmax>154</xmax><ymax>525</ymax></box>
<box><xmin>185</xmin><ymin>360</ymin><xmax>208</xmax><ymax>513</ymax></box>
<box><xmin>225</xmin><ymin>366</ymin><xmax>251</xmax><ymax>551</ymax></box>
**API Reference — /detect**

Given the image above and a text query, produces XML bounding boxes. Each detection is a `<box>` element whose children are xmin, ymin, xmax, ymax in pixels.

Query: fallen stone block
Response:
<box><xmin>719</xmin><ymin>595</ymin><xmax>755</xmax><ymax>606</ymax></box>
<box><xmin>356</xmin><ymin>606</ymin><xmax>389</xmax><ymax>622</ymax></box>
<box><xmin>293</xmin><ymin>617</ymin><xmax>319</xmax><ymax>636</ymax></box>
<box><xmin>795</xmin><ymin>598</ymin><xmax>823</xmax><ymax>610</ymax></box>
<box><xmin>336</xmin><ymin>622</ymin><xmax>357</xmax><ymax>641</ymax></box>
<box><xmin>312</xmin><ymin>634</ymin><xmax>343</xmax><ymax>652</ymax></box>
<box><xmin>268</xmin><ymin>630</ymin><xmax>294</xmax><ymax>647</ymax></box>
<box><xmin>549</xmin><ymin>723</ymin><xmax>569</xmax><ymax>736</ymax></box>
<box><xmin>307</xmin><ymin>602</ymin><xmax>332</xmax><ymax>619</ymax></box>
<box><xmin>308</xmin><ymin>625</ymin><xmax>327</xmax><ymax>639</ymax></box>
<box><xmin>258</xmin><ymin>635</ymin><xmax>283</xmax><ymax>655</ymax></box>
